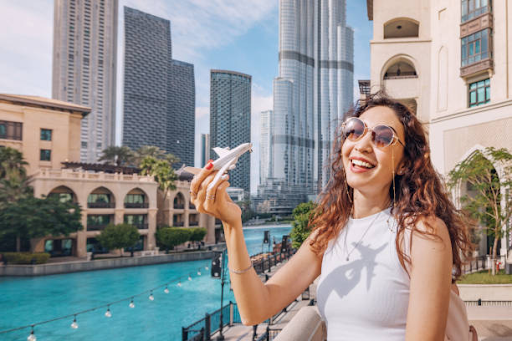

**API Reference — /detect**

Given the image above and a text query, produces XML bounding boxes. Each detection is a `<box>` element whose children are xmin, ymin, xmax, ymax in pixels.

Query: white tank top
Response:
<box><xmin>317</xmin><ymin>208</ymin><xmax>410</xmax><ymax>340</ymax></box>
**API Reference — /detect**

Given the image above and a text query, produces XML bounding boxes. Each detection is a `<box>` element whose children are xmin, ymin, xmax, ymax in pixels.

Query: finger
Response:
<box><xmin>196</xmin><ymin>173</ymin><xmax>218</xmax><ymax>212</ymax></box>
<box><xmin>216</xmin><ymin>180</ymin><xmax>231</xmax><ymax>205</ymax></box>
<box><xmin>190</xmin><ymin>159</ymin><xmax>214</xmax><ymax>198</ymax></box>
<box><xmin>204</xmin><ymin>175</ymin><xmax>229</xmax><ymax>211</ymax></box>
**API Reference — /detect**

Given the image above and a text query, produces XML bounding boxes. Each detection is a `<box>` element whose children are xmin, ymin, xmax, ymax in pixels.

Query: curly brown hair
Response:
<box><xmin>309</xmin><ymin>92</ymin><xmax>474</xmax><ymax>280</ymax></box>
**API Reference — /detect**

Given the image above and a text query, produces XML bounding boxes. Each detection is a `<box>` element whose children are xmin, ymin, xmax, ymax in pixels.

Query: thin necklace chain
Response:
<box><xmin>344</xmin><ymin>210</ymin><xmax>383</xmax><ymax>261</ymax></box>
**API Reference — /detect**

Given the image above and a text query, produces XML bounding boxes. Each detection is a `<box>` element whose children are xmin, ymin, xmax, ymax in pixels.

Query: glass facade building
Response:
<box><xmin>122</xmin><ymin>7</ymin><xmax>195</xmax><ymax>167</ymax></box>
<box><xmin>52</xmin><ymin>0</ymin><xmax>118</xmax><ymax>162</ymax></box>
<box><xmin>273</xmin><ymin>0</ymin><xmax>354</xmax><ymax>194</ymax></box>
<box><xmin>210</xmin><ymin>70</ymin><xmax>251</xmax><ymax>195</ymax></box>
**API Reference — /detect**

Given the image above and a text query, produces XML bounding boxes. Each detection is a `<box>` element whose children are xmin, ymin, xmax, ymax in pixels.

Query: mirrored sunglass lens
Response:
<box><xmin>373</xmin><ymin>125</ymin><xmax>394</xmax><ymax>147</ymax></box>
<box><xmin>344</xmin><ymin>119</ymin><xmax>364</xmax><ymax>140</ymax></box>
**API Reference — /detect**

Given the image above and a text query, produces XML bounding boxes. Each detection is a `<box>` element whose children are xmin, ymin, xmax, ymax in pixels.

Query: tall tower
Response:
<box><xmin>52</xmin><ymin>0</ymin><xmax>118</xmax><ymax>163</ymax></box>
<box><xmin>210</xmin><ymin>70</ymin><xmax>252</xmax><ymax>195</ymax></box>
<box><xmin>122</xmin><ymin>7</ymin><xmax>195</xmax><ymax>167</ymax></box>
<box><xmin>273</xmin><ymin>0</ymin><xmax>354</xmax><ymax>194</ymax></box>
<box><xmin>259</xmin><ymin>110</ymin><xmax>273</xmax><ymax>185</ymax></box>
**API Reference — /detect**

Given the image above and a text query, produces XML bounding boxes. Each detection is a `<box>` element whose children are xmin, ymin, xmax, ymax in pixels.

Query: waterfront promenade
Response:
<box><xmin>212</xmin><ymin>260</ymin><xmax>512</xmax><ymax>341</ymax></box>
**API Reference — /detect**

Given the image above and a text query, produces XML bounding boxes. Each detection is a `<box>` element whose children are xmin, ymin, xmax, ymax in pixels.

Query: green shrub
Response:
<box><xmin>156</xmin><ymin>227</ymin><xmax>192</xmax><ymax>252</ymax></box>
<box><xmin>96</xmin><ymin>224</ymin><xmax>140</xmax><ymax>253</ymax></box>
<box><xmin>189</xmin><ymin>228</ymin><xmax>207</xmax><ymax>243</ymax></box>
<box><xmin>2</xmin><ymin>252</ymin><xmax>50</xmax><ymax>264</ymax></box>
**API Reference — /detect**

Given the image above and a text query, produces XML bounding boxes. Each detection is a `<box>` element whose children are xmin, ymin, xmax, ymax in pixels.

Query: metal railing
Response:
<box><xmin>462</xmin><ymin>255</ymin><xmax>488</xmax><ymax>274</ymax></box>
<box><xmin>86</xmin><ymin>224</ymin><xmax>109</xmax><ymax>231</ymax></box>
<box><xmin>182</xmin><ymin>247</ymin><xmax>295</xmax><ymax>341</ymax></box>
<box><xmin>87</xmin><ymin>202</ymin><xmax>115</xmax><ymax>209</ymax></box>
<box><xmin>174</xmin><ymin>204</ymin><xmax>185</xmax><ymax>209</ymax></box>
<box><xmin>134</xmin><ymin>223</ymin><xmax>149</xmax><ymax>230</ymax></box>
<box><xmin>124</xmin><ymin>202</ymin><xmax>149</xmax><ymax>208</ymax></box>
<box><xmin>256</xmin><ymin>326</ymin><xmax>283</xmax><ymax>341</ymax></box>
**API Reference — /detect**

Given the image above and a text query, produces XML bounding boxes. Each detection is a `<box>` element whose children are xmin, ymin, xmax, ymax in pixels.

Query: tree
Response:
<box><xmin>0</xmin><ymin>147</ymin><xmax>32</xmax><ymax>208</ymax></box>
<box><xmin>99</xmin><ymin>146</ymin><xmax>134</xmax><ymax>166</ymax></box>
<box><xmin>96</xmin><ymin>223</ymin><xmax>140</xmax><ymax>256</ymax></box>
<box><xmin>0</xmin><ymin>196</ymin><xmax>82</xmax><ymax>252</ymax></box>
<box><xmin>139</xmin><ymin>156</ymin><xmax>177</xmax><ymax>198</ymax></box>
<box><xmin>134</xmin><ymin>145</ymin><xmax>180</xmax><ymax>166</ymax></box>
<box><xmin>155</xmin><ymin>227</ymin><xmax>192</xmax><ymax>252</ymax></box>
<box><xmin>189</xmin><ymin>227</ymin><xmax>207</xmax><ymax>249</ymax></box>
<box><xmin>448</xmin><ymin>147</ymin><xmax>512</xmax><ymax>275</ymax></box>
<box><xmin>290</xmin><ymin>201</ymin><xmax>317</xmax><ymax>249</ymax></box>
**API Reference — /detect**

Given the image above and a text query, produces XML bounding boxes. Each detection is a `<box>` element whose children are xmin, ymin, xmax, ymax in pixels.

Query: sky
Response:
<box><xmin>0</xmin><ymin>0</ymin><xmax>372</xmax><ymax>194</ymax></box>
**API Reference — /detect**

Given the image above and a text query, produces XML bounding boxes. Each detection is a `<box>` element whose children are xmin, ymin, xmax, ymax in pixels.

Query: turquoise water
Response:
<box><xmin>0</xmin><ymin>226</ymin><xmax>291</xmax><ymax>340</ymax></box>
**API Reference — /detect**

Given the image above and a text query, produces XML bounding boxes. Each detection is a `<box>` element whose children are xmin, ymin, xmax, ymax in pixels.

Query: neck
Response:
<box><xmin>352</xmin><ymin>189</ymin><xmax>391</xmax><ymax>219</ymax></box>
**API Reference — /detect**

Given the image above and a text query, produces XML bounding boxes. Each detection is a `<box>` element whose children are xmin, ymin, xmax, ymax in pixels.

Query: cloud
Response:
<box><xmin>195</xmin><ymin>106</ymin><xmax>209</xmax><ymax>119</ymax></box>
<box><xmin>0</xmin><ymin>0</ymin><xmax>53</xmax><ymax>96</ymax></box>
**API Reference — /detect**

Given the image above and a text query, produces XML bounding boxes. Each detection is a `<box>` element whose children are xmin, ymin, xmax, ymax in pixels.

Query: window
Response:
<box><xmin>41</xmin><ymin>129</ymin><xmax>52</xmax><ymax>141</ymax></box>
<box><xmin>40</xmin><ymin>149</ymin><xmax>51</xmax><ymax>161</ymax></box>
<box><xmin>461</xmin><ymin>29</ymin><xmax>490</xmax><ymax>67</ymax></box>
<box><xmin>469</xmin><ymin>78</ymin><xmax>490</xmax><ymax>107</ymax></box>
<box><xmin>0</xmin><ymin>121</ymin><xmax>22</xmax><ymax>140</ymax></box>
<box><xmin>462</xmin><ymin>0</ymin><xmax>490</xmax><ymax>23</ymax></box>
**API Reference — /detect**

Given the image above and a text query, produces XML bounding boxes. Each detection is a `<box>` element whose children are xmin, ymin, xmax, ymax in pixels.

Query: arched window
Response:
<box><xmin>384</xmin><ymin>18</ymin><xmax>419</xmax><ymax>39</ymax></box>
<box><xmin>49</xmin><ymin>186</ymin><xmax>77</xmax><ymax>203</ymax></box>
<box><xmin>124</xmin><ymin>188</ymin><xmax>148</xmax><ymax>208</ymax></box>
<box><xmin>88</xmin><ymin>187</ymin><xmax>115</xmax><ymax>208</ymax></box>
<box><xmin>174</xmin><ymin>193</ymin><xmax>185</xmax><ymax>209</ymax></box>
<box><xmin>383</xmin><ymin>60</ymin><xmax>417</xmax><ymax>79</ymax></box>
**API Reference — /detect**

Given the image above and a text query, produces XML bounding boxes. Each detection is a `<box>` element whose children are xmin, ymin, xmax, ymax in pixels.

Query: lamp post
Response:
<box><xmin>217</xmin><ymin>249</ymin><xmax>227</xmax><ymax>340</ymax></box>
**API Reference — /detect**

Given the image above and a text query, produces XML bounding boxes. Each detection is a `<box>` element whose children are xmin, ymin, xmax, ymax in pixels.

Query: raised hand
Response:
<box><xmin>189</xmin><ymin>162</ymin><xmax>242</xmax><ymax>227</ymax></box>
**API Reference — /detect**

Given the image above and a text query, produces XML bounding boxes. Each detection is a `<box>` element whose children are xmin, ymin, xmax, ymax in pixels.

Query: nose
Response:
<box><xmin>354</xmin><ymin>130</ymin><xmax>373</xmax><ymax>152</ymax></box>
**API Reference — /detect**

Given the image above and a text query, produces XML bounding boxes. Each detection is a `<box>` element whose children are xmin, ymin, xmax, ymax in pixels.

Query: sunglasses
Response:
<box><xmin>341</xmin><ymin>117</ymin><xmax>405</xmax><ymax>148</ymax></box>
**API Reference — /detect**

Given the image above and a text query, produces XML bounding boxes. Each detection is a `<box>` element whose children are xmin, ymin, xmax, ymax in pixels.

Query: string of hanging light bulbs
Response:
<box><xmin>0</xmin><ymin>264</ymin><xmax>210</xmax><ymax>341</ymax></box>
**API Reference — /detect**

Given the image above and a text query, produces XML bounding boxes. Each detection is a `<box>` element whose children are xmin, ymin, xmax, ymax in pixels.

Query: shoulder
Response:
<box><xmin>409</xmin><ymin>215</ymin><xmax>452</xmax><ymax>266</ymax></box>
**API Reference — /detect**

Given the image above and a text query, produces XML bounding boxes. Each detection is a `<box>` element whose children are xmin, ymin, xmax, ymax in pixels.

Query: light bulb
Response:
<box><xmin>71</xmin><ymin>317</ymin><xmax>78</xmax><ymax>329</ymax></box>
<box><xmin>129</xmin><ymin>299</ymin><xmax>135</xmax><ymax>308</ymax></box>
<box><xmin>27</xmin><ymin>329</ymin><xmax>36</xmax><ymax>341</ymax></box>
<box><xmin>197</xmin><ymin>271</ymin><xmax>201</xmax><ymax>276</ymax></box>
<box><xmin>188</xmin><ymin>275</ymin><xmax>192</xmax><ymax>281</ymax></box>
<box><xmin>105</xmin><ymin>307</ymin><xmax>112</xmax><ymax>318</ymax></box>
<box><xmin>149</xmin><ymin>292</ymin><xmax>154</xmax><ymax>301</ymax></box>
<box><xmin>205</xmin><ymin>266</ymin><xmax>209</xmax><ymax>271</ymax></box>
<box><xmin>177</xmin><ymin>282</ymin><xmax>182</xmax><ymax>287</ymax></box>
<box><xmin>164</xmin><ymin>287</ymin><xmax>169</xmax><ymax>294</ymax></box>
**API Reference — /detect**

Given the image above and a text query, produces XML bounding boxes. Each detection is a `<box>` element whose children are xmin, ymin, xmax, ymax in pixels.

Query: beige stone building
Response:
<box><xmin>0</xmin><ymin>94</ymin><xmax>89</xmax><ymax>175</ymax></box>
<box><xmin>367</xmin><ymin>0</ymin><xmax>512</xmax><ymax>259</ymax></box>
<box><xmin>0</xmin><ymin>94</ymin><xmax>215</xmax><ymax>258</ymax></box>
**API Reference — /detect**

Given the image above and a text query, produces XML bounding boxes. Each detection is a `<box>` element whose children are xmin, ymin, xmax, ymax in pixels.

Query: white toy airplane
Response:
<box><xmin>184</xmin><ymin>142</ymin><xmax>252</xmax><ymax>191</ymax></box>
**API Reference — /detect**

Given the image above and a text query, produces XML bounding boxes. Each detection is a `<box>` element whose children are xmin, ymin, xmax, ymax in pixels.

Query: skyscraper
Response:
<box><xmin>201</xmin><ymin>133</ymin><xmax>210</xmax><ymax>168</ymax></box>
<box><xmin>210</xmin><ymin>70</ymin><xmax>251</xmax><ymax>195</ymax></box>
<box><xmin>122</xmin><ymin>7</ymin><xmax>195</xmax><ymax>167</ymax></box>
<box><xmin>273</xmin><ymin>0</ymin><xmax>354</xmax><ymax>193</ymax></box>
<box><xmin>52</xmin><ymin>0</ymin><xmax>118</xmax><ymax>162</ymax></box>
<box><xmin>259</xmin><ymin>110</ymin><xmax>273</xmax><ymax>184</ymax></box>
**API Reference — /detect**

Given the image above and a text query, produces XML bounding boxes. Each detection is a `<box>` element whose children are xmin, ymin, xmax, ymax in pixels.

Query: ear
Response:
<box><xmin>396</xmin><ymin>160</ymin><xmax>408</xmax><ymax>175</ymax></box>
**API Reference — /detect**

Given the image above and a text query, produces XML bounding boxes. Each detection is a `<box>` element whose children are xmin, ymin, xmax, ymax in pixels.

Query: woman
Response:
<box><xmin>190</xmin><ymin>93</ymin><xmax>472</xmax><ymax>340</ymax></box>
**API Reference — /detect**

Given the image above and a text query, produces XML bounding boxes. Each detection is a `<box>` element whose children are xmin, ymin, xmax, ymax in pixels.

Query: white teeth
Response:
<box><xmin>351</xmin><ymin>159</ymin><xmax>374</xmax><ymax>169</ymax></box>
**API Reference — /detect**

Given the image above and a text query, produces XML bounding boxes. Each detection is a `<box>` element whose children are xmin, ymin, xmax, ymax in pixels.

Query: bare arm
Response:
<box><xmin>405</xmin><ymin>217</ymin><xmax>453</xmax><ymax>341</ymax></box>
<box><xmin>191</xmin><ymin>165</ymin><xmax>322</xmax><ymax>325</ymax></box>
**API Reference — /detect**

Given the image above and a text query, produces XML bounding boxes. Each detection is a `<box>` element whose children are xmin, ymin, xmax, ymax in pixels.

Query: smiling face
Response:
<box><xmin>341</xmin><ymin>106</ymin><xmax>406</xmax><ymax>198</ymax></box>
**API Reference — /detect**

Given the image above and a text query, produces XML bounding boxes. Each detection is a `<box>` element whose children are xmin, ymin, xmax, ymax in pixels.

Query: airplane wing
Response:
<box><xmin>212</xmin><ymin>147</ymin><xmax>230</xmax><ymax>158</ymax></box>
<box><xmin>183</xmin><ymin>166</ymin><xmax>201</xmax><ymax>175</ymax></box>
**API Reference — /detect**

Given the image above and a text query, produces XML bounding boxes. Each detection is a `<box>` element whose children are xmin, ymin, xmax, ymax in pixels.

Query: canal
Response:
<box><xmin>0</xmin><ymin>225</ymin><xmax>292</xmax><ymax>340</ymax></box>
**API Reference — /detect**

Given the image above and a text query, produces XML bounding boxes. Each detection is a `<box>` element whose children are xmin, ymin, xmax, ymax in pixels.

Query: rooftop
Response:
<box><xmin>0</xmin><ymin>94</ymin><xmax>91</xmax><ymax>117</ymax></box>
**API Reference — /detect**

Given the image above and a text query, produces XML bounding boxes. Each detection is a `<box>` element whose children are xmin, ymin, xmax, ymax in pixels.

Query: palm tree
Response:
<box><xmin>134</xmin><ymin>145</ymin><xmax>179</xmax><ymax>166</ymax></box>
<box><xmin>99</xmin><ymin>146</ymin><xmax>134</xmax><ymax>166</ymax></box>
<box><xmin>0</xmin><ymin>147</ymin><xmax>28</xmax><ymax>179</ymax></box>
<box><xmin>140</xmin><ymin>156</ymin><xmax>177</xmax><ymax>199</ymax></box>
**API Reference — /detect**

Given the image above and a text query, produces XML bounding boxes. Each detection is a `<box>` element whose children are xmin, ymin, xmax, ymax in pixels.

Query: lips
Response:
<box><xmin>349</xmin><ymin>156</ymin><xmax>376</xmax><ymax>170</ymax></box>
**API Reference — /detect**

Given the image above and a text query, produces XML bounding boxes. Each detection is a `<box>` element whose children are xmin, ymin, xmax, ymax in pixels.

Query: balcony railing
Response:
<box><xmin>133</xmin><ymin>223</ymin><xmax>149</xmax><ymax>230</ymax></box>
<box><xmin>88</xmin><ymin>202</ymin><xmax>115</xmax><ymax>209</ymax></box>
<box><xmin>87</xmin><ymin>224</ymin><xmax>109</xmax><ymax>231</ymax></box>
<box><xmin>189</xmin><ymin>221</ymin><xmax>199</xmax><ymax>226</ymax></box>
<box><xmin>174</xmin><ymin>204</ymin><xmax>185</xmax><ymax>209</ymax></box>
<box><xmin>124</xmin><ymin>202</ymin><xmax>149</xmax><ymax>209</ymax></box>
<box><xmin>174</xmin><ymin>222</ymin><xmax>184</xmax><ymax>227</ymax></box>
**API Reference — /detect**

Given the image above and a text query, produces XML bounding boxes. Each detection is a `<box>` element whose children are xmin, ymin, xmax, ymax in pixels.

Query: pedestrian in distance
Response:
<box><xmin>190</xmin><ymin>92</ymin><xmax>474</xmax><ymax>340</ymax></box>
